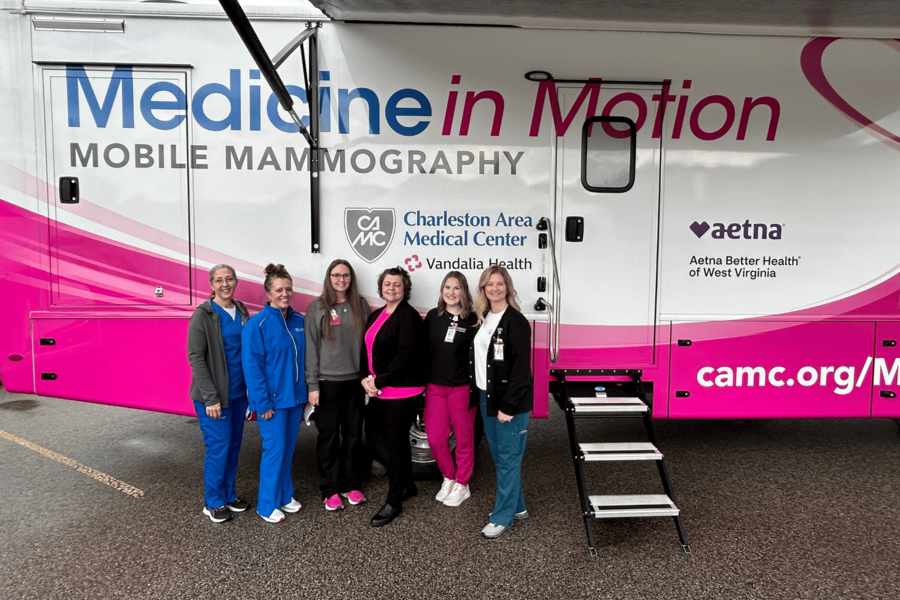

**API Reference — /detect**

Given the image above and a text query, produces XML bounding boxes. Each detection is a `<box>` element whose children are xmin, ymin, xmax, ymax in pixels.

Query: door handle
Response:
<box><xmin>59</xmin><ymin>177</ymin><xmax>79</xmax><ymax>204</ymax></box>
<box><xmin>565</xmin><ymin>216</ymin><xmax>583</xmax><ymax>242</ymax></box>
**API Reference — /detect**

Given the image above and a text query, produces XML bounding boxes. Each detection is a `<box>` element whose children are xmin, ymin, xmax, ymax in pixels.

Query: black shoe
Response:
<box><xmin>402</xmin><ymin>486</ymin><xmax>418</xmax><ymax>501</ymax></box>
<box><xmin>226</xmin><ymin>498</ymin><xmax>250</xmax><ymax>513</ymax></box>
<box><xmin>203</xmin><ymin>506</ymin><xmax>233</xmax><ymax>523</ymax></box>
<box><xmin>370</xmin><ymin>503</ymin><xmax>402</xmax><ymax>527</ymax></box>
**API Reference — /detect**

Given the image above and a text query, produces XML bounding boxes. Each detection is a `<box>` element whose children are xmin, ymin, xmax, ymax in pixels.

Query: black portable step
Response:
<box><xmin>553</xmin><ymin>368</ymin><xmax>691</xmax><ymax>556</ymax></box>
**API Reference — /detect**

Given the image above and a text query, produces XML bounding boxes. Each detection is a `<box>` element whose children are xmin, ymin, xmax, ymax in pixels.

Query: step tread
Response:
<box><xmin>588</xmin><ymin>495</ymin><xmax>679</xmax><ymax>518</ymax></box>
<box><xmin>573</xmin><ymin>404</ymin><xmax>648</xmax><ymax>413</ymax></box>
<box><xmin>590</xmin><ymin>494</ymin><xmax>675</xmax><ymax>506</ymax></box>
<box><xmin>580</xmin><ymin>443</ymin><xmax>662</xmax><ymax>460</ymax></box>
<box><xmin>580</xmin><ymin>442</ymin><xmax>657</xmax><ymax>451</ymax></box>
<box><xmin>572</xmin><ymin>397</ymin><xmax>645</xmax><ymax>405</ymax></box>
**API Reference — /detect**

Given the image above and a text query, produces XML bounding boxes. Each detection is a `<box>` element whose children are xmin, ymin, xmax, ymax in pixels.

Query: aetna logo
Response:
<box><xmin>690</xmin><ymin>220</ymin><xmax>782</xmax><ymax>240</ymax></box>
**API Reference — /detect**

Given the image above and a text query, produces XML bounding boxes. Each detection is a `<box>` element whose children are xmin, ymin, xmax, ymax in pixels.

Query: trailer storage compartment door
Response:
<box><xmin>872</xmin><ymin>322</ymin><xmax>900</xmax><ymax>417</ymax></box>
<box><xmin>32</xmin><ymin>312</ymin><xmax>193</xmax><ymax>415</ymax></box>
<box><xmin>41</xmin><ymin>67</ymin><xmax>192</xmax><ymax>307</ymax></box>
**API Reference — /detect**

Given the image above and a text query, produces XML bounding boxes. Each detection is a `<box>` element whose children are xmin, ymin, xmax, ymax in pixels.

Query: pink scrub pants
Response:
<box><xmin>424</xmin><ymin>383</ymin><xmax>477</xmax><ymax>485</ymax></box>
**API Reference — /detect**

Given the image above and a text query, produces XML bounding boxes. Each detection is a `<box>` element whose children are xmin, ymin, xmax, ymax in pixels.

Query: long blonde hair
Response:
<box><xmin>436</xmin><ymin>271</ymin><xmax>473</xmax><ymax>318</ymax></box>
<box><xmin>474</xmin><ymin>265</ymin><xmax>520</xmax><ymax>326</ymax></box>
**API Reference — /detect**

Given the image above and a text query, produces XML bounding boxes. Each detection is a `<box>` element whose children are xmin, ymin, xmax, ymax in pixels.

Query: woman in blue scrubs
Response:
<box><xmin>188</xmin><ymin>264</ymin><xmax>251</xmax><ymax>523</ymax></box>
<box><xmin>242</xmin><ymin>263</ymin><xmax>308</xmax><ymax>523</ymax></box>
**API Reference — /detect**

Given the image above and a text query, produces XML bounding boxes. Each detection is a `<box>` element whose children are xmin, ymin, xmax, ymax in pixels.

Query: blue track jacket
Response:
<box><xmin>242</xmin><ymin>304</ymin><xmax>308</xmax><ymax>414</ymax></box>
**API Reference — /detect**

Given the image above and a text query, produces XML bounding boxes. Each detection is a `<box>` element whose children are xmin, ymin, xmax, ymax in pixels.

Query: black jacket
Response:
<box><xmin>360</xmin><ymin>300</ymin><xmax>427</xmax><ymax>390</ymax></box>
<box><xmin>187</xmin><ymin>299</ymin><xmax>250</xmax><ymax>408</ymax></box>
<box><xmin>469</xmin><ymin>308</ymin><xmax>533</xmax><ymax>417</ymax></box>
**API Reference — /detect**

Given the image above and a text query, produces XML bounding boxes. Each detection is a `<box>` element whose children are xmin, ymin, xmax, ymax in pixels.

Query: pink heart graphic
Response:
<box><xmin>801</xmin><ymin>37</ymin><xmax>900</xmax><ymax>150</ymax></box>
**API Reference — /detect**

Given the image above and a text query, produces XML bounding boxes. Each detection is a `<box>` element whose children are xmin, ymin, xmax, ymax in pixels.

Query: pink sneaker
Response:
<box><xmin>341</xmin><ymin>490</ymin><xmax>367</xmax><ymax>505</ymax></box>
<box><xmin>324</xmin><ymin>494</ymin><xmax>344</xmax><ymax>511</ymax></box>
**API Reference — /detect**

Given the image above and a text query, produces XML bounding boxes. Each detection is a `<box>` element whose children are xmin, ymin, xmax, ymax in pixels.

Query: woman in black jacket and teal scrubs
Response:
<box><xmin>360</xmin><ymin>266</ymin><xmax>427</xmax><ymax>527</ymax></box>
<box><xmin>470</xmin><ymin>265</ymin><xmax>533</xmax><ymax>539</ymax></box>
<box><xmin>187</xmin><ymin>264</ymin><xmax>251</xmax><ymax>523</ymax></box>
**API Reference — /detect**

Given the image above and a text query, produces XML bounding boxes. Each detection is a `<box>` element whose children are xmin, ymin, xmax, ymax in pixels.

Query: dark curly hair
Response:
<box><xmin>376</xmin><ymin>266</ymin><xmax>412</xmax><ymax>301</ymax></box>
<box><xmin>263</xmin><ymin>263</ymin><xmax>292</xmax><ymax>293</ymax></box>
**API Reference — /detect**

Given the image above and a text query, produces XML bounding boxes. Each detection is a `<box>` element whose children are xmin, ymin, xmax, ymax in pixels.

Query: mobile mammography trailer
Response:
<box><xmin>3</xmin><ymin>0</ymin><xmax>900</xmax><ymax>427</ymax></box>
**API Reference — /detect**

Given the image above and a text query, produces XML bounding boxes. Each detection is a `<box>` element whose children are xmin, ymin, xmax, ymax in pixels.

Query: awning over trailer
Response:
<box><xmin>17</xmin><ymin>0</ymin><xmax>328</xmax><ymax>21</ymax></box>
<box><xmin>308</xmin><ymin>0</ymin><xmax>900</xmax><ymax>38</ymax></box>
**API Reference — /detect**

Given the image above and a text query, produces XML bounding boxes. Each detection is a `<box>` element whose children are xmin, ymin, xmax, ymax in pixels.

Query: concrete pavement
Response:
<box><xmin>1</xmin><ymin>384</ymin><xmax>899</xmax><ymax>599</ymax></box>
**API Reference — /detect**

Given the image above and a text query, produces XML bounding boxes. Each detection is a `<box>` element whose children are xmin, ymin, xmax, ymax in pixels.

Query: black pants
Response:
<box><xmin>315</xmin><ymin>379</ymin><xmax>365</xmax><ymax>499</ymax></box>
<box><xmin>369</xmin><ymin>393</ymin><xmax>422</xmax><ymax>506</ymax></box>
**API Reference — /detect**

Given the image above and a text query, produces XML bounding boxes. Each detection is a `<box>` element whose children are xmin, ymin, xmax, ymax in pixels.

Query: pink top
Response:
<box><xmin>364</xmin><ymin>309</ymin><xmax>425</xmax><ymax>400</ymax></box>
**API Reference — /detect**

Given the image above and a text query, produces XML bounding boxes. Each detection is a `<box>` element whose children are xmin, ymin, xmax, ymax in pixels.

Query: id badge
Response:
<box><xmin>444</xmin><ymin>326</ymin><xmax>456</xmax><ymax>343</ymax></box>
<box><xmin>331</xmin><ymin>309</ymin><xmax>340</xmax><ymax>326</ymax></box>
<box><xmin>494</xmin><ymin>342</ymin><xmax>505</xmax><ymax>361</ymax></box>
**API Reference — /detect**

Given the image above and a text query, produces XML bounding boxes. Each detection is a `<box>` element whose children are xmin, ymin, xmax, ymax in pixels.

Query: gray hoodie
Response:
<box><xmin>187</xmin><ymin>299</ymin><xmax>250</xmax><ymax>407</ymax></box>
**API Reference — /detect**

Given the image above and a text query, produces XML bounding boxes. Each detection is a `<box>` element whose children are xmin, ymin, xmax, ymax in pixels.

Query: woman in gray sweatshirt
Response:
<box><xmin>305</xmin><ymin>259</ymin><xmax>371</xmax><ymax>510</ymax></box>
<box><xmin>188</xmin><ymin>264</ymin><xmax>251</xmax><ymax>523</ymax></box>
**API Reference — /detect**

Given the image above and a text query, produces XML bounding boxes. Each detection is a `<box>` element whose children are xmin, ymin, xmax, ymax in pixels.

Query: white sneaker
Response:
<box><xmin>258</xmin><ymin>508</ymin><xmax>285</xmax><ymax>523</ymax></box>
<box><xmin>435</xmin><ymin>478</ymin><xmax>455</xmax><ymax>502</ymax></box>
<box><xmin>282</xmin><ymin>498</ymin><xmax>302</xmax><ymax>513</ymax></box>
<box><xmin>442</xmin><ymin>482</ymin><xmax>471</xmax><ymax>507</ymax></box>
<box><xmin>490</xmin><ymin>509</ymin><xmax>529</xmax><ymax>520</ymax></box>
<box><xmin>481</xmin><ymin>522</ymin><xmax>508</xmax><ymax>539</ymax></box>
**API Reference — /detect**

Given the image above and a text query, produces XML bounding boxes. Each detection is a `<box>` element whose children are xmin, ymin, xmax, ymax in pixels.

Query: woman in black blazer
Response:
<box><xmin>360</xmin><ymin>266</ymin><xmax>427</xmax><ymax>526</ymax></box>
<box><xmin>470</xmin><ymin>265</ymin><xmax>533</xmax><ymax>539</ymax></box>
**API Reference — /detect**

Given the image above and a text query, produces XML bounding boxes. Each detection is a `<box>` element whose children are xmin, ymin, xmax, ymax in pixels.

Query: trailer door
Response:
<box><xmin>42</xmin><ymin>66</ymin><xmax>192</xmax><ymax>306</ymax></box>
<box><xmin>555</xmin><ymin>85</ymin><xmax>663</xmax><ymax>365</ymax></box>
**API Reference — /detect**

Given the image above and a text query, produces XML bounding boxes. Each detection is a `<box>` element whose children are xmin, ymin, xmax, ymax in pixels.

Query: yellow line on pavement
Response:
<box><xmin>0</xmin><ymin>428</ymin><xmax>144</xmax><ymax>498</ymax></box>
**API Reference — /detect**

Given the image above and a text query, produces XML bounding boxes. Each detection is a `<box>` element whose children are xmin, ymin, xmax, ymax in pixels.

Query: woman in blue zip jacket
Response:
<box><xmin>187</xmin><ymin>264</ymin><xmax>251</xmax><ymax>523</ymax></box>
<box><xmin>470</xmin><ymin>265</ymin><xmax>533</xmax><ymax>539</ymax></box>
<box><xmin>242</xmin><ymin>263</ymin><xmax>308</xmax><ymax>523</ymax></box>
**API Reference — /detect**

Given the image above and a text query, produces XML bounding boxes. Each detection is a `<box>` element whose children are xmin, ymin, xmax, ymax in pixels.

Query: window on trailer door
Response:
<box><xmin>581</xmin><ymin>116</ymin><xmax>636</xmax><ymax>193</ymax></box>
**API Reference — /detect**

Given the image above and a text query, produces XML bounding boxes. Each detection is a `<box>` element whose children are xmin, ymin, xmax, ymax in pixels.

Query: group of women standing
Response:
<box><xmin>187</xmin><ymin>260</ymin><xmax>531</xmax><ymax>538</ymax></box>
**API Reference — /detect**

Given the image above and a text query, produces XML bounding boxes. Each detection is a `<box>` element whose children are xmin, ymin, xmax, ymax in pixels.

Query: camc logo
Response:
<box><xmin>690</xmin><ymin>220</ymin><xmax>782</xmax><ymax>240</ymax></box>
<box><xmin>345</xmin><ymin>208</ymin><xmax>395</xmax><ymax>263</ymax></box>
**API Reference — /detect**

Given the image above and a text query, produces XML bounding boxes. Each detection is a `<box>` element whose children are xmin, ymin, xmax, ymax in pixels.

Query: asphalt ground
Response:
<box><xmin>1</xmin><ymin>383</ymin><xmax>899</xmax><ymax>600</ymax></box>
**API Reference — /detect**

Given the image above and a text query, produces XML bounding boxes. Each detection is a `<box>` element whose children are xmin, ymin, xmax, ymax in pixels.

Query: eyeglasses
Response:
<box><xmin>330</xmin><ymin>273</ymin><xmax>352</xmax><ymax>280</ymax></box>
<box><xmin>213</xmin><ymin>277</ymin><xmax>236</xmax><ymax>285</ymax></box>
